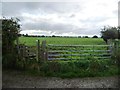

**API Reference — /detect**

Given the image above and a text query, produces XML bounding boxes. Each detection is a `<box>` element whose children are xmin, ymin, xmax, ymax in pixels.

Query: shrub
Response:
<box><xmin>2</xmin><ymin>18</ymin><xmax>20</xmax><ymax>69</ymax></box>
<box><xmin>86</xmin><ymin>56</ymin><xmax>109</xmax><ymax>72</ymax></box>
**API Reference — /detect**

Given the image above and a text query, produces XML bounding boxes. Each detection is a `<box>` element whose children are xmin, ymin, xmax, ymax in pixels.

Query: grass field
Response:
<box><xmin>19</xmin><ymin>37</ymin><xmax>106</xmax><ymax>46</ymax></box>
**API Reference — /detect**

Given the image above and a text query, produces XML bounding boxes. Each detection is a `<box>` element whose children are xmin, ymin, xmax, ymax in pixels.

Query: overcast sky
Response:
<box><xmin>1</xmin><ymin>0</ymin><xmax>119</xmax><ymax>36</ymax></box>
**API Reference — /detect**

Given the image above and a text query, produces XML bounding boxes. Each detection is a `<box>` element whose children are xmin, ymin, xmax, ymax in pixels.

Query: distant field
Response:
<box><xmin>19</xmin><ymin>37</ymin><xmax>106</xmax><ymax>46</ymax></box>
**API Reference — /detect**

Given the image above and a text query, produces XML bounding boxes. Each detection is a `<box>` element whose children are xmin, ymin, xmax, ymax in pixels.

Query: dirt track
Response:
<box><xmin>2</xmin><ymin>70</ymin><xmax>119</xmax><ymax>88</ymax></box>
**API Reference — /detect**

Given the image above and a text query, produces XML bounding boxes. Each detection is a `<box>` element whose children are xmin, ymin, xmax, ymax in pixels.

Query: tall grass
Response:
<box><xmin>17</xmin><ymin>58</ymin><xmax>119</xmax><ymax>78</ymax></box>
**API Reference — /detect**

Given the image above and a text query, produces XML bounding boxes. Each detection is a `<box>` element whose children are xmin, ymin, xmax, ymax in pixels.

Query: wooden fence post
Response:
<box><xmin>36</xmin><ymin>40</ymin><xmax>40</xmax><ymax>62</ymax></box>
<box><xmin>19</xmin><ymin>44</ymin><xmax>24</xmax><ymax>60</ymax></box>
<box><xmin>16</xmin><ymin>38</ymin><xmax>20</xmax><ymax>55</ymax></box>
<box><xmin>22</xmin><ymin>45</ymin><xmax>26</xmax><ymax>60</ymax></box>
<box><xmin>113</xmin><ymin>39</ymin><xmax>119</xmax><ymax>55</ymax></box>
<box><xmin>93</xmin><ymin>45</ymin><xmax>94</xmax><ymax>57</ymax></box>
<box><xmin>41</xmin><ymin>40</ymin><xmax>47</xmax><ymax>61</ymax></box>
<box><xmin>107</xmin><ymin>39</ymin><xmax>114</xmax><ymax>57</ymax></box>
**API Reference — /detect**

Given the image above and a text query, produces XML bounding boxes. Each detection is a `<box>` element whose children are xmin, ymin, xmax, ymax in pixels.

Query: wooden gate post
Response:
<box><xmin>41</xmin><ymin>40</ymin><xmax>47</xmax><ymax>61</ymax></box>
<box><xmin>19</xmin><ymin>44</ymin><xmax>24</xmax><ymax>60</ymax></box>
<box><xmin>16</xmin><ymin>38</ymin><xmax>20</xmax><ymax>55</ymax></box>
<box><xmin>113</xmin><ymin>39</ymin><xmax>119</xmax><ymax>55</ymax></box>
<box><xmin>107</xmin><ymin>39</ymin><xmax>114</xmax><ymax>56</ymax></box>
<box><xmin>36</xmin><ymin>40</ymin><xmax>40</xmax><ymax>62</ymax></box>
<box><xmin>22</xmin><ymin>45</ymin><xmax>26</xmax><ymax>60</ymax></box>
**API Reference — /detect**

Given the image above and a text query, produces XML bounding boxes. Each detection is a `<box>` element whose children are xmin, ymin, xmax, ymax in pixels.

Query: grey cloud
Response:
<box><xmin>23</xmin><ymin>3</ymin><xmax>42</xmax><ymax>10</ymax></box>
<box><xmin>34</xmin><ymin>2</ymin><xmax>83</xmax><ymax>14</ymax></box>
<box><xmin>119</xmin><ymin>2</ymin><xmax>120</xmax><ymax>26</ymax></box>
<box><xmin>80</xmin><ymin>17</ymin><xmax>109</xmax><ymax>23</ymax></box>
<box><xmin>2</xmin><ymin>2</ymin><xmax>41</xmax><ymax>16</ymax></box>
<box><xmin>22</xmin><ymin>17</ymin><xmax>89</xmax><ymax>35</ymax></box>
<box><xmin>2</xmin><ymin>2</ymin><xmax>83</xmax><ymax>16</ymax></box>
<box><xmin>2</xmin><ymin>2</ymin><xmax>25</xmax><ymax>16</ymax></box>
<box><xmin>22</xmin><ymin>20</ymin><xmax>77</xmax><ymax>34</ymax></box>
<box><xmin>78</xmin><ymin>28</ymin><xmax>100</xmax><ymax>35</ymax></box>
<box><xmin>69</xmin><ymin>14</ymin><xmax>75</xmax><ymax>18</ymax></box>
<box><xmin>113</xmin><ymin>10</ymin><xmax>118</xmax><ymax>17</ymax></box>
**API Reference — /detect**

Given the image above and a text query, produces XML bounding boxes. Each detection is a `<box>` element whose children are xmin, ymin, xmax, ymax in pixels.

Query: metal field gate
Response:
<box><xmin>18</xmin><ymin>40</ymin><xmax>119</xmax><ymax>61</ymax></box>
<box><xmin>47</xmin><ymin>44</ymin><xmax>113</xmax><ymax>61</ymax></box>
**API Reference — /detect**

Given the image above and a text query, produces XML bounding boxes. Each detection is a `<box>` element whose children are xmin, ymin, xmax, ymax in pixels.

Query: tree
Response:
<box><xmin>2</xmin><ymin>18</ymin><xmax>21</xmax><ymax>68</ymax></box>
<box><xmin>117</xmin><ymin>26</ymin><xmax>120</xmax><ymax>39</ymax></box>
<box><xmin>41</xmin><ymin>35</ymin><xmax>45</xmax><ymax>37</ymax></box>
<box><xmin>52</xmin><ymin>35</ymin><xmax>56</xmax><ymax>37</ymax></box>
<box><xmin>83</xmin><ymin>36</ymin><xmax>89</xmax><ymax>38</ymax></box>
<box><xmin>78</xmin><ymin>36</ymin><xmax>81</xmax><ymax>38</ymax></box>
<box><xmin>25</xmin><ymin>33</ymin><xmax>28</xmax><ymax>37</ymax></box>
<box><xmin>92</xmin><ymin>35</ymin><xmax>98</xmax><ymax>38</ymax></box>
<box><xmin>101</xmin><ymin>26</ymin><xmax>118</xmax><ymax>43</ymax></box>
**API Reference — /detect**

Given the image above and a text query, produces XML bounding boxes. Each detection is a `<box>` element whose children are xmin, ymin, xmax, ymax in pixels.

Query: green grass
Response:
<box><xmin>19</xmin><ymin>37</ymin><xmax>106</xmax><ymax>46</ymax></box>
<box><xmin>15</xmin><ymin>59</ymin><xmax>119</xmax><ymax>78</ymax></box>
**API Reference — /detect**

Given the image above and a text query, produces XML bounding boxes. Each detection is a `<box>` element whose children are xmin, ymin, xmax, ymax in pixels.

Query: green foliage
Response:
<box><xmin>111</xmin><ymin>49</ymin><xmax>120</xmax><ymax>65</ymax></box>
<box><xmin>2</xmin><ymin>18</ymin><xmax>21</xmax><ymax>68</ymax></box>
<box><xmin>117</xmin><ymin>26</ymin><xmax>120</xmax><ymax>39</ymax></box>
<box><xmin>35</xmin><ymin>59</ymin><xmax>113</xmax><ymax>78</ymax></box>
<box><xmin>15</xmin><ymin>58</ymin><xmax>41</xmax><ymax>71</ymax></box>
<box><xmin>87</xmin><ymin>57</ymin><xmax>109</xmax><ymax>72</ymax></box>
<box><xmin>14</xmin><ymin>56</ymin><xmax>119</xmax><ymax>78</ymax></box>
<box><xmin>2</xmin><ymin>53</ymin><xmax>17</xmax><ymax>68</ymax></box>
<box><xmin>2</xmin><ymin>47</ymin><xmax>18</xmax><ymax>68</ymax></box>
<box><xmin>2</xmin><ymin>18</ymin><xmax>20</xmax><ymax>49</ymax></box>
<box><xmin>101</xmin><ymin>26</ymin><xmax>118</xmax><ymax>39</ymax></box>
<box><xmin>101</xmin><ymin>26</ymin><xmax>119</xmax><ymax>43</ymax></box>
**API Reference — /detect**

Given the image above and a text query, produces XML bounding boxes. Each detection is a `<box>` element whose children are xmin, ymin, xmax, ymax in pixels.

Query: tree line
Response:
<box><xmin>20</xmin><ymin>34</ymin><xmax>99</xmax><ymax>38</ymax></box>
